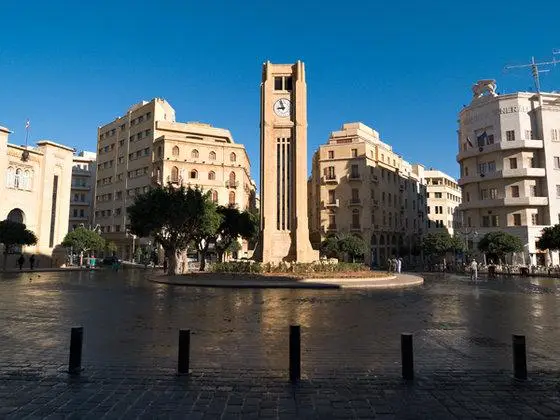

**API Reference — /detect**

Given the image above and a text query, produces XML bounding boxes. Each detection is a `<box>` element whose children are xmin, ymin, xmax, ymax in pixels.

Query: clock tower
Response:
<box><xmin>253</xmin><ymin>61</ymin><xmax>318</xmax><ymax>263</ymax></box>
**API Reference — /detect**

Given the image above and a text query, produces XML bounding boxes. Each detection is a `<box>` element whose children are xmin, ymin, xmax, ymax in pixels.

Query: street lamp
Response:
<box><xmin>126</xmin><ymin>229</ymin><xmax>137</xmax><ymax>262</ymax></box>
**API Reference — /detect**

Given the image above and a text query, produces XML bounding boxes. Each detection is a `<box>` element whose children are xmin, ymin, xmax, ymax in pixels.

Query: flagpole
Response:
<box><xmin>25</xmin><ymin>119</ymin><xmax>30</xmax><ymax>147</ymax></box>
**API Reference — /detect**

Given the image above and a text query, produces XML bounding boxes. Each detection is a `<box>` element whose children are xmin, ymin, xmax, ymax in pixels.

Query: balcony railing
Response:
<box><xmin>321</xmin><ymin>175</ymin><xmax>338</xmax><ymax>184</ymax></box>
<box><xmin>226</xmin><ymin>180</ymin><xmax>239</xmax><ymax>188</ymax></box>
<box><xmin>350</xmin><ymin>225</ymin><xmax>362</xmax><ymax>231</ymax></box>
<box><xmin>323</xmin><ymin>199</ymin><xmax>340</xmax><ymax>208</ymax></box>
<box><xmin>326</xmin><ymin>224</ymin><xmax>337</xmax><ymax>232</ymax></box>
<box><xmin>347</xmin><ymin>198</ymin><xmax>362</xmax><ymax>206</ymax></box>
<box><xmin>348</xmin><ymin>173</ymin><xmax>362</xmax><ymax>181</ymax></box>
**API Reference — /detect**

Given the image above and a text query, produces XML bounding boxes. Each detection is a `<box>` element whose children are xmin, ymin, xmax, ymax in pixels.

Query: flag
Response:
<box><xmin>477</xmin><ymin>131</ymin><xmax>487</xmax><ymax>147</ymax></box>
<box><xmin>466</xmin><ymin>136</ymin><xmax>473</xmax><ymax>148</ymax></box>
<box><xmin>25</xmin><ymin>120</ymin><xmax>30</xmax><ymax>129</ymax></box>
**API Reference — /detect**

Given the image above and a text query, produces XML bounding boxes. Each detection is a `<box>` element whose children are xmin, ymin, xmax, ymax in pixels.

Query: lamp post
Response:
<box><xmin>457</xmin><ymin>225</ymin><xmax>478</xmax><ymax>261</ymax></box>
<box><xmin>125</xmin><ymin>229</ymin><xmax>136</xmax><ymax>262</ymax></box>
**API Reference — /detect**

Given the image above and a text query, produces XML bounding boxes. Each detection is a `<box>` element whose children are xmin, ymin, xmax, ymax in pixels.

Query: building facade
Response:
<box><xmin>69</xmin><ymin>151</ymin><xmax>96</xmax><ymax>232</ymax></box>
<box><xmin>253</xmin><ymin>61</ymin><xmax>317</xmax><ymax>263</ymax></box>
<box><xmin>94</xmin><ymin>99</ymin><xmax>256</xmax><ymax>260</ymax></box>
<box><xmin>425</xmin><ymin>169</ymin><xmax>461</xmax><ymax>236</ymax></box>
<box><xmin>0</xmin><ymin>125</ymin><xmax>73</xmax><ymax>267</ymax></box>
<box><xmin>308</xmin><ymin>122</ymin><xmax>427</xmax><ymax>267</ymax></box>
<box><xmin>457</xmin><ymin>80</ymin><xmax>560</xmax><ymax>265</ymax></box>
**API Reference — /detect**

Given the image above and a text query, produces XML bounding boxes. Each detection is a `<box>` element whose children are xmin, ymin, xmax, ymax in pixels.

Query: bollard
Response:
<box><xmin>401</xmin><ymin>333</ymin><xmax>414</xmax><ymax>380</ymax></box>
<box><xmin>289</xmin><ymin>325</ymin><xmax>301</xmax><ymax>383</ymax></box>
<box><xmin>512</xmin><ymin>334</ymin><xmax>527</xmax><ymax>380</ymax></box>
<box><xmin>178</xmin><ymin>329</ymin><xmax>191</xmax><ymax>375</ymax></box>
<box><xmin>68</xmin><ymin>326</ymin><xmax>84</xmax><ymax>374</ymax></box>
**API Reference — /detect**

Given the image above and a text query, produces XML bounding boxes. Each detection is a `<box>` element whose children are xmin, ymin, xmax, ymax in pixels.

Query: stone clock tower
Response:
<box><xmin>253</xmin><ymin>61</ymin><xmax>318</xmax><ymax>263</ymax></box>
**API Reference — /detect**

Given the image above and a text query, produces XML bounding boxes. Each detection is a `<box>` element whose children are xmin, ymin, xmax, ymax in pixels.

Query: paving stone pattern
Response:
<box><xmin>1</xmin><ymin>270</ymin><xmax>560</xmax><ymax>418</ymax></box>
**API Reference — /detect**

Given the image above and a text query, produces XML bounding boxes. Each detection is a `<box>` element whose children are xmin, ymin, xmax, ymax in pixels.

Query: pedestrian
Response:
<box><xmin>29</xmin><ymin>255</ymin><xmax>35</xmax><ymax>270</ymax></box>
<box><xmin>163</xmin><ymin>258</ymin><xmax>168</xmax><ymax>274</ymax></box>
<box><xmin>397</xmin><ymin>257</ymin><xmax>402</xmax><ymax>274</ymax></box>
<box><xmin>470</xmin><ymin>258</ymin><xmax>478</xmax><ymax>281</ymax></box>
<box><xmin>17</xmin><ymin>254</ymin><xmax>25</xmax><ymax>270</ymax></box>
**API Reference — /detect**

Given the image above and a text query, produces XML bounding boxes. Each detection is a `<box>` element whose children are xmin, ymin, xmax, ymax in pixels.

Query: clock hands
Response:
<box><xmin>277</xmin><ymin>100</ymin><xmax>285</xmax><ymax>110</ymax></box>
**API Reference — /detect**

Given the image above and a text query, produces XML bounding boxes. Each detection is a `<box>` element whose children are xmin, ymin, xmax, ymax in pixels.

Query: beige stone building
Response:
<box><xmin>425</xmin><ymin>169</ymin><xmax>461</xmax><ymax>236</ymax></box>
<box><xmin>94</xmin><ymin>99</ymin><xmax>256</xmax><ymax>260</ymax></box>
<box><xmin>308</xmin><ymin>122</ymin><xmax>427</xmax><ymax>267</ymax></box>
<box><xmin>0</xmin><ymin>125</ymin><xmax>73</xmax><ymax>267</ymax></box>
<box><xmin>253</xmin><ymin>61</ymin><xmax>318</xmax><ymax>263</ymax></box>
<box><xmin>457</xmin><ymin>80</ymin><xmax>560</xmax><ymax>265</ymax></box>
<box><xmin>69</xmin><ymin>151</ymin><xmax>96</xmax><ymax>232</ymax></box>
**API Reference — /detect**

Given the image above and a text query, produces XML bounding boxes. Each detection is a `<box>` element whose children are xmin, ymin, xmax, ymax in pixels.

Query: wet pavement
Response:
<box><xmin>1</xmin><ymin>269</ymin><xmax>560</xmax><ymax>418</ymax></box>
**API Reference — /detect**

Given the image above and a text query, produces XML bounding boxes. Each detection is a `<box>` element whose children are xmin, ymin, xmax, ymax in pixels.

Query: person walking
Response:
<box><xmin>29</xmin><ymin>255</ymin><xmax>35</xmax><ymax>270</ymax></box>
<box><xmin>470</xmin><ymin>259</ymin><xmax>478</xmax><ymax>281</ymax></box>
<box><xmin>397</xmin><ymin>257</ymin><xmax>402</xmax><ymax>274</ymax></box>
<box><xmin>17</xmin><ymin>254</ymin><xmax>25</xmax><ymax>270</ymax></box>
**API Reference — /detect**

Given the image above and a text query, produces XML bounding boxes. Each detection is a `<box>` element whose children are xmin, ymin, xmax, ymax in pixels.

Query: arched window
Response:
<box><xmin>7</xmin><ymin>208</ymin><xmax>24</xmax><ymax>224</ymax></box>
<box><xmin>191</xmin><ymin>149</ymin><xmax>199</xmax><ymax>159</ymax></box>
<box><xmin>6</xmin><ymin>167</ymin><xmax>14</xmax><ymax>188</ymax></box>
<box><xmin>209</xmin><ymin>151</ymin><xmax>216</xmax><ymax>160</ymax></box>
<box><xmin>388</xmin><ymin>212</ymin><xmax>392</xmax><ymax>226</ymax></box>
<box><xmin>208</xmin><ymin>171</ymin><xmax>216</xmax><ymax>180</ymax></box>
<box><xmin>21</xmin><ymin>170</ymin><xmax>29</xmax><ymax>190</ymax></box>
<box><xmin>371</xmin><ymin>234</ymin><xmax>377</xmax><ymax>246</ymax></box>
<box><xmin>229</xmin><ymin>190</ymin><xmax>236</xmax><ymax>205</ymax></box>
<box><xmin>190</xmin><ymin>169</ymin><xmax>198</xmax><ymax>179</ymax></box>
<box><xmin>228</xmin><ymin>171</ymin><xmax>236</xmax><ymax>187</ymax></box>
<box><xmin>211</xmin><ymin>190</ymin><xmax>218</xmax><ymax>203</ymax></box>
<box><xmin>171</xmin><ymin>166</ymin><xmax>179</xmax><ymax>183</ymax></box>
<box><xmin>14</xmin><ymin>169</ymin><xmax>21</xmax><ymax>189</ymax></box>
<box><xmin>172</xmin><ymin>146</ymin><xmax>179</xmax><ymax>156</ymax></box>
<box><xmin>230</xmin><ymin>152</ymin><xmax>236</xmax><ymax>162</ymax></box>
<box><xmin>24</xmin><ymin>170</ymin><xmax>31</xmax><ymax>190</ymax></box>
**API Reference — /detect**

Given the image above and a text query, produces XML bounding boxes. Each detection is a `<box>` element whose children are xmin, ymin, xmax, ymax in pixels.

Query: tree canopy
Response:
<box><xmin>536</xmin><ymin>224</ymin><xmax>560</xmax><ymax>252</ymax></box>
<box><xmin>213</xmin><ymin>206</ymin><xmax>258</xmax><ymax>262</ymax></box>
<box><xmin>0</xmin><ymin>220</ymin><xmax>38</xmax><ymax>270</ymax></box>
<box><xmin>477</xmin><ymin>231</ymin><xmax>523</xmax><ymax>262</ymax></box>
<box><xmin>62</xmin><ymin>227</ymin><xmax>105</xmax><ymax>265</ymax></box>
<box><xmin>320</xmin><ymin>234</ymin><xmax>367</xmax><ymax>262</ymax></box>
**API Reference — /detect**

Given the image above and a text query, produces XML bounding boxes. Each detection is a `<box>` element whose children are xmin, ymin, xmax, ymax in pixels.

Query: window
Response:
<box><xmin>352</xmin><ymin>209</ymin><xmax>360</xmax><ymax>229</ymax></box>
<box><xmin>230</xmin><ymin>152</ymin><xmax>236</xmax><ymax>162</ymax></box>
<box><xmin>552</xmin><ymin>129</ymin><xmax>559</xmax><ymax>141</ymax></box>
<box><xmin>190</xmin><ymin>169</ymin><xmax>198</xmax><ymax>179</ymax></box>
<box><xmin>325</xmin><ymin>166</ymin><xmax>335</xmax><ymax>179</ymax></box>
<box><xmin>556</xmin><ymin>185</ymin><xmax>560</xmax><ymax>198</ymax></box>
<box><xmin>487</xmin><ymin>134</ymin><xmax>494</xmax><ymax>144</ymax></box>
<box><xmin>512</xmin><ymin>213</ymin><xmax>521</xmax><ymax>226</ymax></box>
<box><xmin>14</xmin><ymin>169</ymin><xmax>21</xmax><ymax>188</ymax></box>
<box><xmin>532</xmin><ymin>214</ymin><xmax>539</xmax><ymax>225</ymax></box>
<box><xmin>157</xmin><ymin>146</ymin><xmax>162</xmax><ymax>158</ymax></box>
<box><xmin>531</xmin><ymin>185</ymin><xmax>537</xmax><ymax>197</ymax></box>
<box><xmin>482</xmin><ymin>216</ymin><xmax>490</xmax><ymax>227</ymax></box>
<box><xmin>209</xmin><ymin>151</ymin><xmax>216</xmax><ymax>160</ymax></box>
<box><xmin>509</xmin><ymin>158</ymin><xmax>517</xmax><ymax>169</ymax></box>
<box><xmin>489</xmin><ymin>188</ymin><xmax>498</xmax><ymax>199</ymax></box>
<box><xmin>351</xmin><ymin>148</ymin><xmax>358</xmax><ymax>158</ymax></box>
<box><xmin>350</xmin><ymin>164</ymin><xmax>359</xmax><ymax>178</ymax></box>
<box><xmin>506</xmin><ymin>130</ymin><xmax>516</xmax><ymax>141</ymax></box>
<box><xmin>191</xmin><ymin>149</ymin><xmax>199</xmax><ymax>159</ymax></box>
<box><xmin>228</xmin><ymin>190</ymin><xmax>236</xmax><ymax>205</ymax></box>
<box><xmin>274</xmin><ymin>77</ymin><xmax>283</xmax><ymax>90</ymax></box>
<box><xmin>274</xmin><ymin>76</ymin><xmax>292</xmax><ymax>91</ymax></box>
<box><xmin>555</xmin><ymin>157</ymin><xmax>560</xmax><ymax>169</ymax></box>
<box><xmin>211</xmin><ymin>190</ymin><xmax>218</xmax><ymax>203</ymax></box>
<box><xmin>328</xmin><ymin>150</ymin><xmax>334</xmax><ymax>159</ymax></box>
<box><xmin>208</xmin><ymin>171</ymin><xmax>216</xmax><ymax>180</ymax></box>
<box><xmin>435</xmin><ymin>192</ymin><xmax>442</xmax><ymax>198</ymax></box>
<box><xmin>351</xmin><ymin>188</ymin><xmax>359</xmax><ymax>203</ymax></box>
<box><xmin>328</xmin><ymin>190</ymin><xmax>336</xmax><ymax>204</ymax></box>
<box><xmin>491</xmin><ymin>215</ymin><xmax>499</xmax><ymax>227</ymax></box>
<box><xmin>480</xmin><ymin>189</ymin><xmax>488</xmax><ymax>200</ymax></box>
<box><xmin>172</xmin><ymin>146</ymin><xmax>179</xmax><ymax>156</ymax></box>
<box><xmin>328</xmin><ymin>214</ymin><xmax>336</xmax><ymax>229</ymax></box>
<box><xmin>488</xmin><ymin>161</ymin><xmax>496</xmax><ymax>172</ymax></box>
<box><xmin>228</xmin><ymin>171</ymin><xmax>236</xmax><ymax>186</ymax></box>
<box><xmin>171</xmin><ymin>166</ymin><xmax>179</xmax><ymax>183</ymax></box>
<box><xmin>511</xmin><ymin>185</ymin><xmax>519</xmax><ymax>197</ymax></box>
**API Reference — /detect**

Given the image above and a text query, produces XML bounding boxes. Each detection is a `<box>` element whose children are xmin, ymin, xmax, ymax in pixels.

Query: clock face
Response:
<box><xmin>273</xmin><ymin>98</ymin><xmax>291</xmax><ymax>118</ymax></box>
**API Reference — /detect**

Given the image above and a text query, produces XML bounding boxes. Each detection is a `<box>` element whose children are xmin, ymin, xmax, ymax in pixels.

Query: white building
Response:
<box><xmin>425</xmin><ymin>169</ymin><xmax>461</xmax><ymax>236</ymax></box>
<box><xmin>69</xmin><ymin>151</ymin><xmax>96</xmax><ymax>232</ymax></box>
<box><xmin>457</xmin><ymin>80</ymin><xmax>560</xmax><ymax>265</ymax></box>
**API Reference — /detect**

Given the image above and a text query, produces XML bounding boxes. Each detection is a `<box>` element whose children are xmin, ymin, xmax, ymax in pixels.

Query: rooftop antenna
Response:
<box><xmin>504</xmin><ymin>51</ymin><xmax>560</xmax><ymax>92</ymax></box>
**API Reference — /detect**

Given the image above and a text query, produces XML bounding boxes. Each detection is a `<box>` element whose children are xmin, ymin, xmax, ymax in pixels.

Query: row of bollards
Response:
<box><xmin>67</xmin><ymin>326</ymin><xmax>529</xmax><ymax>382</ymax></box>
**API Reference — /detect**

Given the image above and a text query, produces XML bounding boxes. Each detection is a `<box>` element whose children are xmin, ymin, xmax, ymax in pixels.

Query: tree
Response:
<box><xmin>192</xmin><ymin>200</ymin><xmax>222</xmax><ymax>272</ymax></box>
<box><xmin>62</xmin><ymin>227</ymin><xmax>105</xmax><ymax>266</ymax></box>
<box><xmin>477</xmin><ymin>231</ymin><xmax>523</xmax><ymax>263</ymax></box>
<box><xmin>213</xmin><ymin>206</ymin><xmax>259</xmax><ymax>263</ymax></box>
<box><xmin>127</xmin><ymin>184</ymin><xmax>215</xmax><ymax>275</ymax></box>
<box><xmin>536</xmin><ymin>224</ymin><xmax>560</xmax><ymax>252</ymax></box>
<box><xmin>0</xmin><ymin>220</ymin><xmax>37</xmax><ymax>270</ymax></box>
<box><xmin>105</xmin><ymin>241</ymin><xmax>117</xmax><ymax>255</ymax></box>
<box><xmin>337</xmin><ymin>234</ymin><xmax>367</xmax><ymax>262</ymax></box>
<box><xmin>422</xmin><ymin>231</ymin><xmax>453</xmax><ymax>262</ymax></box>
<box><xmin>320</xmin><ymin>235</ymin><xmax>340</xmax><ymax>259</ymax></box>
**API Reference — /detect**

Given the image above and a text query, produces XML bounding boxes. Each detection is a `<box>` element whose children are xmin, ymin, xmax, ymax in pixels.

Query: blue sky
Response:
<box><xmin>1</xmin><ymin>0</ymin><xmax>560</xmax><ymax>186</ymax></box>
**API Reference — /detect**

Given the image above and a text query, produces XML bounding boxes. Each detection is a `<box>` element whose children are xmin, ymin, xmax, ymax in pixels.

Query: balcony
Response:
<box><xmin>69</xmin><ymin>215</ymin><xmax>88</xmax><ymax>221</ymax></box>
<box><xmin>70</xmin><ymin>201</ymin><xmax>91</xmax><ymax>206</ymax></box>
<box><xmin>321</xmin><ymin>175</ymin><xmax>338</xmax><ymax>185</ymax></box>
<box><xmin>459</xmin><ymin>196</ymin><xmax>548</xmax><ymax>210</ymax></box>
<box><xmin>458</xmin><ymin>168</ymin><xmax>546</xmax><ymax>186</ymax></box>
<box><xmin>226</xmin><ymin>180</ymin><xmax>239</xmax><ymax>189</ymax></box>
<box><xmin>371</xmin><ymin>175</ymin><xmax>379</xmax><ymax>183</ymax></box>
<box><xmin>72</xmin><ymin>168</ymin><xmax>92</xmax><ymax>176</ymax></box>
<box><xmin>348</xmin><ymin>173</ymin><xmax>362</xmax><ymax>181</ymax></box>
<box><xmin>347</xmin><ymin>198</ymin><xmax>362</xmax><ymax>207</ymax></box>
<box><xmin>322</xmin><ymin>199</ymin><xmax>340</xmax><ymax>208</ymax></box>
<box><xmin>350</xmin><ymin>225</ymin><xmax>362</xmax><ymax>232</ymax></box>
<box><xmin>372</xmin><ymin>199</ymin><xmax>379</xmax><ymax>208</ymax></box>
<box><xmin>71</xmin><ymin>184</ymin><xmax>90</xmax><ymax>191</ymax></box>
<box><xmin>456</xmin><ymin>139</ymin><xmax>544</xmax><ymax>160</ymax></box>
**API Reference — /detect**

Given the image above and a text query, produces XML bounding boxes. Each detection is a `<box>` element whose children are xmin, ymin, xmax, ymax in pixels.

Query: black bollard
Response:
<box><xmin>401</xmin><ymin>333</ymin><xmax>414</xmax><ymax>380</ymax></box>
<box><xmin>68</xmin><ymin>327</ymin><xmax>84</xmax><ymax>374</ymax></box>
<box><xmin>289</xmin><ymin>325</ymin><xmax>301</xmax><ymax>383</ymax></box>
<box><xmin>178</xmin><ymin>329</ymin><xmax>190</xmax><ymax>375</ymax></box>
<box><xmin>512</xmin><ymin>334</ymin><xmax>527</xmax><ymax>380</ymax></box>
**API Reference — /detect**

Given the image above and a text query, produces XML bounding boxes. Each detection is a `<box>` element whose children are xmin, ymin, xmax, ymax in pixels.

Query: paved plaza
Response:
<box><xmin>1</xmin><ymin>269</ymin><xmax>560</xmax><ymax>418</ymax></box>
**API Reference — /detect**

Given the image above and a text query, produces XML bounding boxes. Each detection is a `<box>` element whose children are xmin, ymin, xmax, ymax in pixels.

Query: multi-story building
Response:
<box><xmin>69</xmin><ymin>151</ymin><xmax>96</xmax><ymax>232</ymax></box>
<box><xmin>457</xmin><ymin>80</ymin><xmax>560</xmax><ymax>265</ymax></box>
<box><xmin>0</xmin><ymin>124</ymin><xmax>73</xmax><ymax>267</ymax></box>
<box><xmin>94</xmin><ymin>98</ymin><xmax>256</xmax><ymax>260</ymax></box>
<box><xmin>309</xmin><ymin>122</ymin><xmax>427</xmax><ymax>267</ymax></box>
<box><xmin>425</xmin><ymin>169</ymin><xmax>461</xmax><ymax>236</ymax></box>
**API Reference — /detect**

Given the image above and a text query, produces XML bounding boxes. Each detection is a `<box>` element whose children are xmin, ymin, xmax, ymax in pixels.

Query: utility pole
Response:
<box><xmin>504</xmin><ymin>51</ymin><xmax>560</xmax><ymax>92</ymax></box>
